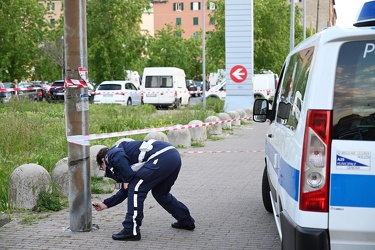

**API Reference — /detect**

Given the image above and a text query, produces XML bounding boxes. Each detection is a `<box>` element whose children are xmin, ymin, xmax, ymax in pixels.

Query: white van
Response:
<box><xmin>252</xmin><ymin>2</ymin><xmax>375</xmax><ymax>249</ymax></box>
<box><xmin>253</xmin><ymin>73</ymin><xmax>278</xmax><ymax>102</ymax></box>
<box><xmin>141</xmin><ymin>67</ymin><xmax>190</xmax><ymax>108</ymax></box>
<box><xmin>205</xmin><ymin>74</ymin><xmax>277</xmax><ymax>102</ymax></box>
<box><xmin>125</xmin><ymin>70</ymin><xmax>141</xmax><ymax>89</ymax></box>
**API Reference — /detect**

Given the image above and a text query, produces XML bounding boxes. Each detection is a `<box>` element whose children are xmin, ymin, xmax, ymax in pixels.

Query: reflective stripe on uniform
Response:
<box><xmin>132</xmin><ymin>179</ymin><xmax>144</xmax><ymax>236</ymax></box>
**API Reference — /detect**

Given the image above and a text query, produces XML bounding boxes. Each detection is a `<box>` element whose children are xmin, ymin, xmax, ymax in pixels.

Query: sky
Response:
<box><xmin>335</xmin><ymin>0</ymin><xmax>368</xmax><ymax>27</ymax></box>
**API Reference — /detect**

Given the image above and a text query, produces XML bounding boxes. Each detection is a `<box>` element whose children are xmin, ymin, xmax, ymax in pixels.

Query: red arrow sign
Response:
<box><xmin>230</xmin><ymin>65</ymin><xmax>247</xmax><ymax>83</ymax></box>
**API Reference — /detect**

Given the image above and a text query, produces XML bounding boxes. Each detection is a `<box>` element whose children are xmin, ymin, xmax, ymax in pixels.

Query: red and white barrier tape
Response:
<box><xmin>93</xmin><ymin>89</ymin><xmax>272</xmax><ymax>95</ymax></box>
<box><xmin>65</xmin><ymin>78</ymin><xmax>88</xmax><ymax>88</ymax></box>
<box><xmin>182</xmin><ymin>149</ymin><xmax>265</xmax><ymax>154</ymax></box>
<box><xmin>67</xmin><ymin>116</ymin><xmax>252</xmax><ymax>146</ymax></box>
<box><xmin>0</xmin><ymin>87</ymin><xmax>43</xmax><ymax>92</ymax></box>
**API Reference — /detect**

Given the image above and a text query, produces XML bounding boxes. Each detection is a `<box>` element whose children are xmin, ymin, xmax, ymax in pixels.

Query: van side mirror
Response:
<box><xmin>253</xmin><ymin>99</ymin><xmax>269</xmax><ymax>122</ymax></box>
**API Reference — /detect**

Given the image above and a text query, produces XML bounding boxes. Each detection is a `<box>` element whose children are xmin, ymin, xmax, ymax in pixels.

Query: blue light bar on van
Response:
<box><xmin>354</xmin><ymin>1</ymin><xmax>375</xmax><ymax>27</ymax></box>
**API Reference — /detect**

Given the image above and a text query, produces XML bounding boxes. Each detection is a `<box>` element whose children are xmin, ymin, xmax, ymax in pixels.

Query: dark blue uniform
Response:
<box><xmin>104</xmin><ymin>140</ymin><xmax>195</xmax><ymax>236</ymax></box>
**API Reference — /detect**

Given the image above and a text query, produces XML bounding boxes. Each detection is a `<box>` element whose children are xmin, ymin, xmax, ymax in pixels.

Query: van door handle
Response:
<box><xmin>267</xmin><ymin>134</ymin><xmax>273</xmax><ymax>138</ymax></box>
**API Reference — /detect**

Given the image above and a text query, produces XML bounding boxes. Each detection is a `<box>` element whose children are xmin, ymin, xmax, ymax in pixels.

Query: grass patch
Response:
<box><xmin>0</xmin><ymin>98</ymin><xmax>226</xmax><ymax>212</ymax></box>
<box><xmin>191</xmin><ymin>141</ymin><xmax>205</xmax><ymax>147</ymax></box>
<box><xmin>91</xmin><ymin>177</ymin><xmax>115</xmax><ymax>194</ymax></box>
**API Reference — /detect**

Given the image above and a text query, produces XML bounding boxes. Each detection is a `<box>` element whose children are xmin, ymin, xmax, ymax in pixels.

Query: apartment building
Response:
<box><xmin>39</xmin><ymin>0</ymin><xmax>64</xmax><ymax>25</ymax></box>
<box><xmin>152</xmin><ymin>0</ymin><xmax>216</xmax><ymax>39</ymax></box>
<box><xmin>39</xmin><ymin>0</ymin><xmax>336</xmax><ymax>37</ymax></box>
<box><xmin>295</xmin><ymin>0</ymin><xmax>336</xmax><ymax>32</ymax></box>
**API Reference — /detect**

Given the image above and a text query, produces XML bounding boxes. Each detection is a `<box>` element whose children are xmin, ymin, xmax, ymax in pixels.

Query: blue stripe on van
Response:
<box><xmin>279</xmin><ymin>157</ymin><xmax>300</xmax><ymax>201</ymax></box>
<box><xmin>330</xmin><ymin>174</ymin><xmax>375</xmax><ymax>208</ymax></box>
<box><xmin>266</xmin><ymin>141</ymin><xmax>300</xmax><ymax>202</ymax></box>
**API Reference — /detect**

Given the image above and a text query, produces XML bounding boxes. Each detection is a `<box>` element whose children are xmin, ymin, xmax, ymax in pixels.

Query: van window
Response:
<box><xmin>276</xmin><ymin>47</ymin><xmax>314</xmax><ymax>130</ymax></box>
<box><xmin>333</xmin><ymin>41</ymin><xmax>375</xmax><ymax>140</ymax></box>
<box><xmin>145</xmin><ymin>76</ymin><xmax>173</xmax><ymax>88</ymax></box>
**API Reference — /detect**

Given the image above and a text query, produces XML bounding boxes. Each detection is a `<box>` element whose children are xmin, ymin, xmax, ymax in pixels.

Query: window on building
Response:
<box><xmin>176</xmin><ymin>18</ymin><xmax>181</xmax><ymax>26</ymax></box>
<box><xmin>173</xmin><ymin>3</ymin><xmax>184</xmax><ymax>11</ymax></box>
<box><xmin>61</xmin><ymin>3</ymin><xmax>64</xmax><ymax>11</ymax></box>
<box><xmin>193</xmin><ymin>17</ymin><xmax>199</xmax><ymax>26</ymax></box>
<box><xmin>50</xmin><ymin>18</ymin><xmax>55</xmax><ymax>25</ymax></box>
<box><xmin>209</xmin><ymin>17</ymin><xmax>215</xmax><ymax>25</ymax></box>
<box><xmin>193</xmin><ymin>32</ymin><xmax>199</xmax><ymax>39</ymax></box>
<box><xmin>49</xmin><ymin>3</ymin><xmax>55</xmax><ymax>11</ymax></box>
<box><xmin>208</xmin><ymin>2</ymin><xmax>216</xmax><ymax>10</ymax></box>
<box><xmin>191</xmin><ymin>2</ymin><xmax>201</xmax><ymax>10</ymax></box>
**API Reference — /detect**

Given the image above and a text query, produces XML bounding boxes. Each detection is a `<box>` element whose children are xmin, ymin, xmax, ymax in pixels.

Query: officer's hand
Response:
<box><xmin>123</xmin><ymin>183</ymin><xmax>129</xmax><ymax>190</ymax></box>
<box><xmin>92</xmin><ymin>202</ymin><xmax>107</xmax><ymax>211</ymax></box>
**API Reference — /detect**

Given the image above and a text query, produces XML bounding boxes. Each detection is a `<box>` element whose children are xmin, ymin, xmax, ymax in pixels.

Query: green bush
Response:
<box><xmin>33</xmin><ymin>183</ymin><xmax>66</xmax><ymax>212</ymax></box>
<box><xmin>0</xmin><ymin>99</ymin><xmax>224</xmax><ymax>212</ymax></box>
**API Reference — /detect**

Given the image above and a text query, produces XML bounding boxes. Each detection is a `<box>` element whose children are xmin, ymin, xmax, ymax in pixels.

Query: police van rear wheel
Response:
<box><xmin>262</xmin><ymin>165</ymin><xmax>273</xmax><ymax>213</ymax></box>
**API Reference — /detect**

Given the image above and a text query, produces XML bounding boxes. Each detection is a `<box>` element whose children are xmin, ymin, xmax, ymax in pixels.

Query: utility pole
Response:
<box><xmin>202</xmin><ymin>0</ymin><xmax>206</xmax><ymax>109</ymax></box>
<box><xmin>64</xmin><ymin>0</ymin><xmax>91</xmax><ymax>232</ymax></box>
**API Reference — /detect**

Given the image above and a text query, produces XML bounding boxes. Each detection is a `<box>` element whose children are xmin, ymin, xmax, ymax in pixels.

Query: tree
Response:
<box><xmin>205</xmin><ymin>0</ymin><xmax>308</xmax><ymax>75</ymax></box>
<box><xmin>34</xmin><ymin>17</ymin><xmax>65</xmax><ymax>82</ymax></box>
<box><xmin>0</xmin><ymin>0</ymin><xmax>48</xmax><ymax>81</ymax></box>
<box><xmin>206</xmin><ymin>0</ymin><xmax>225</xmax><ymax>74</ymax></box>
<box><xmin>86</xmin><ymin>0</ymin><xmax>151</xmax><ymax>83</ymax></box>
<box><xmin>146</xmin><ymin>24</ymin><xmax>201</xmax><ymax>79</ymax></box>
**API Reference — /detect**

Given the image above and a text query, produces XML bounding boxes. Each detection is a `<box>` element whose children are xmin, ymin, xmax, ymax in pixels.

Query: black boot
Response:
<box><xmin>112</xmin><ymin>229</ymin><xmax>141</xmax><ymax>241</ymax></box>
<box><xmin>171</xmin><ymin>221</ymin><xmax>195</xmax><ymax>231</ymax></box>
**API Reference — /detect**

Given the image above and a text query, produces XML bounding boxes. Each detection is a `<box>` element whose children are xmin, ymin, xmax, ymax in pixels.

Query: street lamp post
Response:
<box><xmin>61</xmin><ymin>36</ymin><xmax>65</xmax><ymax>80</ymax></box>
<box><xmin>202</xmin><ymin>0</ymin><xmax>206</xmax><ymax>109</ymax></box>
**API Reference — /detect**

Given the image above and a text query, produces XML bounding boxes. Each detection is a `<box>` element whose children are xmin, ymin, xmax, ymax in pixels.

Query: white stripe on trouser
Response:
<box><xmin>133</xmin><ymin>179</ymin><xmax>144</xmax><ymax>235</ymax></box>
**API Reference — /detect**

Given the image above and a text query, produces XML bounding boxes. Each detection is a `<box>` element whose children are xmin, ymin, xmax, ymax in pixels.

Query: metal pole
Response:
<box><xmin>290</xmin><ymin>0</ymin><xmax>295</xmax><ymax>51</ymax></box>
<box><xmin>316</xmin><ymin>0</ymin><xmax>320</xmax><ymax>32</ymax></box>
<box><xmin>64</xmin><ymin>0</ymin><xmax>91</xmax><ymax>232</ymax></box>
<box><xmin>202</xmin><ymin>0</ymin><xmax>206</xmax><ymax>109</ymax></box>
<box><xmin>61</xmin><ymin>36</ymin><xmax>65</xmax><ymax>80</ymax></box>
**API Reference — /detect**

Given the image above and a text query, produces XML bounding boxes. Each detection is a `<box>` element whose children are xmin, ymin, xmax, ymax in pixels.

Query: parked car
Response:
<box><xmin>194</xmin><ymin>81</ymin><xmax>206</xmax><ymax>95</ymax></box>
<box><xmin>30</xmin><ymin>82</ymin><xmax>50</xmax><ymax>101</ymax></box>
<box><xmin>6</xmin><ymin>82</ymin><xmax>43</xmax><ymax>102</ymax></box>
<box><xmin>252</xmin><ymin>2</ymin><xmax>375</xmax><ymax>249</ymax></box>
<box><xmin>93</xmin><ymin>81</ymin><xmax>142</xmax><ymax>106</ymax></box>
<box><xmin>0</xmin><ymin>82</ymin><xmax>13</xmax><ymax>103</ymax></box>
<box><xmin>46</xmin><ymin>80</ymin><xmax>65</xmax><ymax>103</ymax></box>
<box><xmin>186</xmin><ymin>79</ymin><xmax>199</xmax><ymax>97</ymax></box>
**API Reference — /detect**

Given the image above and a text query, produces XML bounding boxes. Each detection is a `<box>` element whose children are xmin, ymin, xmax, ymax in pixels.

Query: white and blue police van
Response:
<box><xmin>252</xmin><ymin>1</ymin><xmax>375</xmax><ymax>249</ymax></box>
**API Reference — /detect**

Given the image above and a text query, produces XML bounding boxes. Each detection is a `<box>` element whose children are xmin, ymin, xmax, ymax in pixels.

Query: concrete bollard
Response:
<box><xmin>217</xmin><ymin>113</ymin><xmax>232</xmax><ymax>130</ymax></box>
<box><xmin>51</xmin><ymin>157</ymin><xmax>69</xmax><ymax>197</ymax></box>
<box><xmin>113</xmin><ymin>137</ymin><xmax>134</xmax><ymax>147</ymax></box>
<box><xmin>9</xmin><ymin>164</ymin><xmax>51</xmax><ymax>209</ymax></box>
<box><xmin>168</xmin><ymin>124</ymin><xmax>191</xmax><ymax>147</ymax></box>
<box><xmin>144</xmin><ymin>132</ymin><xmax>169</xmax><ymax>142</ymax></box>
<box><xmin>188</xmin><ymin>120</ymin><xmax>207</xmax><ymax>142</ymax></box>
<box><xmin>244</xmin><ymin>107</ymin><xmax>253</xmax><ymax>118</ymax></box>
<box><xmin>227</xmin><ymin>111</ymin><xmax>241</xmax><ymax>126</ymax></box>
<box><xmin>235</xmin><ymin>109</ymin><xmax>247</xmax><ymax>119</ymax></box>
<box><xmin>205</xmin><ymin>116</ymin><xmax>222</xmax><ymax>135</ymax></box>
<box><xmin>90</xmin><ymin>145</ymin><xmax>107</xmax><ymax>178</ymax></box>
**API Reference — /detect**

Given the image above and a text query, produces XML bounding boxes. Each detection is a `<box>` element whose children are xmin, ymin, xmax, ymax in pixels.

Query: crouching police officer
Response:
<box><xmin>96</xmin><ymin>139</ymin><xmax>195</xmax><ymax>241</ymax></box>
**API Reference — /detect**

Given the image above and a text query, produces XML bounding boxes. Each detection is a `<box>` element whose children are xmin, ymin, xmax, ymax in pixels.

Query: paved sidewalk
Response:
<box><xmin>0</xmin><ymin>122</ymin><xmax>280</xmax><ymax>250</ymax></box>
